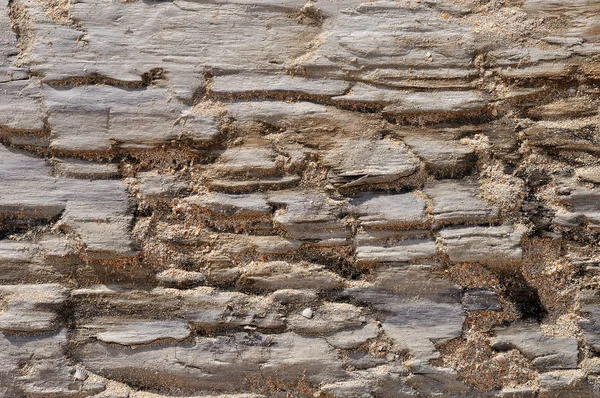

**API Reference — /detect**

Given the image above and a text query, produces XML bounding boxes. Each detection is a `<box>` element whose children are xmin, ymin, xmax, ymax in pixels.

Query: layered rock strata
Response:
<box><xmin>1</xmin><ymin>0</ymin><xmax>600</xmax><ymax>396</ymax></box>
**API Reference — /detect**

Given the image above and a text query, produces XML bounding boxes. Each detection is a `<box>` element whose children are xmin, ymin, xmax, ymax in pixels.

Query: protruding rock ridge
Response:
<box><xmin>0</xmin><ymin>146</ymin><xmax>135</xmax><ymax>258</ymax></box>
<box><xmin>0</xmin><ymin>0</ymin><xmax>598</xmax><ymax>396</ymax></box>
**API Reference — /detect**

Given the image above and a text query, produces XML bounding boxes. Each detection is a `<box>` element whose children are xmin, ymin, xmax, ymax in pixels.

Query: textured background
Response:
<box><xmin>1</xmin><ymin>0</ymin><xmax>600</xmax><ymax>396</ymax></box>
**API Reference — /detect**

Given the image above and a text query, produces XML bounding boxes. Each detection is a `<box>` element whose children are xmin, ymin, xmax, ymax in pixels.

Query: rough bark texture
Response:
<box><xmin>0</xmin><ymin>0</ymin><xmax>600</xmax><ymax>397</ymax></box>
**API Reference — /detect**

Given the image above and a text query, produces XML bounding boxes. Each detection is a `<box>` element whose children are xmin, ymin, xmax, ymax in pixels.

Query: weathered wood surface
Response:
<box><xmin>0</xmin><ymin>0</ymin><xmax>599</xmax><ymax>396</ymax></box>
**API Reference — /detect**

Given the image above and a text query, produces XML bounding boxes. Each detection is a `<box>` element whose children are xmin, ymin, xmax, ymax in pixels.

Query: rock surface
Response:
<box><xmin>0</xmin><ymin>0</ymin><xmax>598</xmax><ymax>396</ymax></box>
